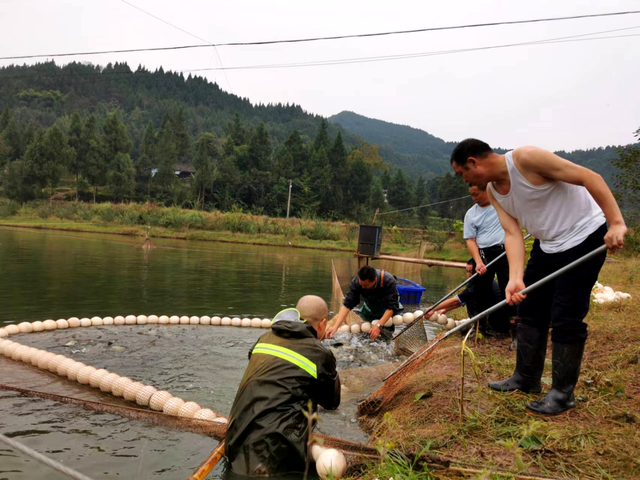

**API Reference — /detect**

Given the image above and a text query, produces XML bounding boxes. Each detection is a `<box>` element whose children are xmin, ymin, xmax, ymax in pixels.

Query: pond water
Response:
<box><xmin>0</xmin><ymin>227</ymin><xmax>465</xmax><ymax>479</ymax></box>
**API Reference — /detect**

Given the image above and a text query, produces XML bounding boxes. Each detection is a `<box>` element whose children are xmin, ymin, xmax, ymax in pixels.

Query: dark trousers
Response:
<box><xmin>475</xmin><ymin>244</ymin><xmax>515</xmax><ymax>332</ymax></box>
<box><xmin>518</xmin><ymin>223</ymin><xmax>607</xmax><ymax>344</ymax></box>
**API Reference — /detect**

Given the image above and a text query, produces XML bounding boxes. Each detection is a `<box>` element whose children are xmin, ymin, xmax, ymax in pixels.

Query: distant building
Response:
<box><xmin>151</xmin><ymin>164</ymin><xmax>195</xmax><ymax>179</ymax></box>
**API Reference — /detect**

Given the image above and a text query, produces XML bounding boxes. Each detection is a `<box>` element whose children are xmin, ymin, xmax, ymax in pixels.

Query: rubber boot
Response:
<box><xmin>526</xmin><ymin>341</ymin><xmax>585</xmax><ymax>415</ymax></box>
<box><xmin>488</xmin><ymin>323</ymin><xmax>547</xmax><ymax>393</ymax></box>
<box><xmin>508</xmin><ymin>317</ymin><xmax>519</xmax><ymax>351</ymax></box>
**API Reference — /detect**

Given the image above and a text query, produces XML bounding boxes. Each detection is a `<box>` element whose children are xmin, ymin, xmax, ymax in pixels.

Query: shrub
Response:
<box><xmin>0</xmin><ymin>199</ymin><xmax>20</xmax><ymax>218</ymax></box>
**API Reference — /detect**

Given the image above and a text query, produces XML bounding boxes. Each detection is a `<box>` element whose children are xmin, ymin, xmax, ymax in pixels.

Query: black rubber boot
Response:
<box><xmin>526</xmin><ymin>341</ymin><xmax>585</xmax><ymax>415</ymax></box>
<box><xmin>488</xmin><ymin>323</ymin><xmax>547</xmax><ymax>393</ymax></box>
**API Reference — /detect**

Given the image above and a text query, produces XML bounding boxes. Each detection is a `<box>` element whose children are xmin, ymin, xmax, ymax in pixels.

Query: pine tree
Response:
<box><xmin>192</xmin><ymin>133</ymin><xmax>220</xmax><ymax>208</ymax></box>
<box><xmin>108</xmin><ymin>152</ymin><xmax>136</xmax><ymax>202</ymax></box>
<box><xmin>102</xmin><ymin>110</ymin><xmax>132</xmax><ymax>159</ymax></box>
<box><xmin>81</xmin><ymin>116</ymin><xmax>107</xmax><ymax>203</ymax></box>
<box><xmin>312</xmin><ymin>119</ymin><xmax>330</xmax><ymax>153</ymax></box>
<box><xmin>172</xmin><ymin>108</ymin><xmax>190</xmax><ymax>161</ymax></box>
<box><xmin>25</xmin><ymin>125</ymin><xmax>75</xmax><ymax>199</ymax></box>
<box><xmin>68</xmin><ymin>112</ymin><xmax>83</xmax><ymax>200</ymax></box>
<box><xmin>246</xmin><ymin>122</ymin><xmax>271</xmax><ymax>171</ymax></box>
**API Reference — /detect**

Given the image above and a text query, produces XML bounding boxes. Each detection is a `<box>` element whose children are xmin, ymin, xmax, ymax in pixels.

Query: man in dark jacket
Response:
<box><xmin>225</xmin><ymin>295</ymin><xmax>340</xmax><ymax>477</ymax></box>
<box><xmin>326</xmin><ymin>265</ymin><xmax>402</xmax><ymax>341</ymax></box>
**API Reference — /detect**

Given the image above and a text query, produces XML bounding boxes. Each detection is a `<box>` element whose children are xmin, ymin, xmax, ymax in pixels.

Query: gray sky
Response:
<box><xmin>1</xmin><ymin>0</ymin><xmax>639</xmax><ymax>151</ymax></box>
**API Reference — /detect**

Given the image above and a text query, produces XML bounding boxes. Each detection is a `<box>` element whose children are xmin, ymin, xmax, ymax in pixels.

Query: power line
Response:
<box><xmin>119</xmin><ymin>0</ymin><xmax>233</xmax><ymax>94</ymax></box>
<box><xmin>1</xmin><ymin>10</ymin><xmax>639</xmax><ymax>61</ymax></box>
<box><xmin>181</xmin><ymin>27</ymin><xmax>640</xmax><ymax>72</ymax></box>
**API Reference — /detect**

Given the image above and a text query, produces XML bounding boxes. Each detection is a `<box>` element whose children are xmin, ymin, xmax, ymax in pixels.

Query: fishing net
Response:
<box><xmin>392</xmin><ymin>317</ymin><xmax>429</xmax><ymax>356</ymax></box>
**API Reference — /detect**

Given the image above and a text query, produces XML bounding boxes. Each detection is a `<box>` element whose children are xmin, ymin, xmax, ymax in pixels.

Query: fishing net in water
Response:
<box><xmin>392</xmin><ymin>316</ymin><xmax>430</xmax><ymax>356</ymax></box>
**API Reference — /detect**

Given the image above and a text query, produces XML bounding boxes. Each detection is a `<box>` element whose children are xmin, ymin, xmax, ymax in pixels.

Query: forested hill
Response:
<box><xmin>329</xmin><ymin>110</ymin><xmax>626</xmax><ymax>183</ymax></box>
<box><xmin>0</xmin><ymin>61</ymin><xmax>352</xmax><ymax>156</ymax></box>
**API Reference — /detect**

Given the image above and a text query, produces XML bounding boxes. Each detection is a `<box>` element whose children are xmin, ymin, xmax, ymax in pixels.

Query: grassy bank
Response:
<box><xmin>0</xmin><ymin>199</ymin><xmax>470</xmax><ymax>261</ymax></box>
<box><xmin>354</xmin><ymin>256</ymin><xmax>639</xmax><ymax>479</ymax></box>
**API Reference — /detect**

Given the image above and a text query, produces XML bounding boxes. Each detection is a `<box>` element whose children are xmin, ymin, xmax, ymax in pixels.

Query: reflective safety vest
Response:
<box><xmin>251</xmin><ymin>342</ymin><xmax>318</xmax><ymax>378</ymax></box>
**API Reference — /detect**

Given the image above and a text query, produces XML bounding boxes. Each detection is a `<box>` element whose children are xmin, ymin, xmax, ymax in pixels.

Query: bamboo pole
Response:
<box><xmin>360</xmin><ymin>254</ymin><xmax>466</xmax><ymax>269</ymax></box>
<box><xmin>187</xmin><ymin>441</ymin><xmax>225</xmax><ymax>480</ymax></box>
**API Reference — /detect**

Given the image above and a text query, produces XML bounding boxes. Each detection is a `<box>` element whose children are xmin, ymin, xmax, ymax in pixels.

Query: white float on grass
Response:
<box><xmin>429</xmin><ymin>312</ymin><xmax>439</xmax><ymax>322</ymax></box>
<box><xmin>437</xmin><ymin>314</ymin><xmax>448</xmax><ymax>325</ymax></box>
<box><xmin>316</xmin><ymin>448</ymin><xmax>347</xmax><ymax>480</ymax></box>
<box><xmin>445</xmin><ymin>318</ymin><xmax>456</xmax><ymax>330</ymax></box>
<box><xmin>311</xmin><ymin>444</ymin><xmax>326</xmax><ymax>462</ymax></box>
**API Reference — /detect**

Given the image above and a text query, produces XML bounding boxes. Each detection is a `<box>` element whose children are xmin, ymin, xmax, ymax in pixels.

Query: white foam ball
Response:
<box><xmin>350</xmin><ymin>324</ymin><xmax>361</xmax><ymax>334</ymax></box>
<box><xmin>212</xmin><ymin>417</ymin><xmax>228</xmax><ymax>424</ymax></box>
<box><xmin>445</xmin><ymin>318</ymin><xmax>456</xmax><ymax>330</ymax></box>
<box><xmin>231</xmin><ymin>317</ymin><xmax>242</xmax><ymax>327</ymax></box>
<box><xmin>135</xmin><ymin>385</ymin><xmax>158</xmax><ymax>406</ymax></box>
<box><xmin>261</xmin><ymin>319</ymin><xmax>272</xmax><ymax>328</ymax></box>
<box><xmin>89</xmin><ymin>368</ymin><xmax>110</xmax><ymax>388</ymax></box>
<box><xmin>123</xmin><ymin>381</ymin><xmax>144</xmax><ymax>401</ymax></box>
<box><xmin>241</xmin><ymin>318</ymin><xmax>252</xmax><ymax>328</ymax></box>
<box><xmin>163</xmin><ymin>397</ymin><xmax>185</xmax><ymax>415</ymax></box>
<box><xmin>136</xmin><ymin>315</ymin><xmax>148</xmax><ymax>325</ymax></box>
<box><xmin>1</xmin><ymin>341</ymin><xmax>18</xmax><ymax>357</ymax></box>
<box><xmin>437</xmin><ymin>314</ymin><xmax>448</xmax><ymax>325</ymax></box>
<box><xmin>414</xmin><ymin>310</ymin><xmax>424</xmax><ymax>319</ymax></box>
<box><xmin>43</xmin><ymin>320</ymin><xmax>57</xmax><ymax>330</ymax></box>
<box><xmin>56</xmin><ymin>357</ymin><xmax>76</xmax><ymax>376</ymax></box>
<box><xmin>79</xmin><ymin>318</ymin><xmax>91</xmax><ymax>327</ymax></box>
<box><xmin>67</xmin><ymin>317</ymin><xmax>80</xmax><ymax>328</ymax></box>
<box><xmin>361</xmin><ymin>322</ymin><xmax>372</xmax><ymax>334</ymax></box>
<box><xmin>20</xmin><ymin>347</ymin><xmax>38</xmax><ymax>364</ymax></box>
<box><xmin>429</xmin><ymin>312</ymin><xmax>439</xmax><ymax>322</ymax></box>
<box><xmin>311</xmin><ymin>444</ymin><xmax>326</xmax><ymax>462</ymax></box>
<box><xmin>76</xmin><ymin>366</ymin><xmax>97</xmax><ymax>384</ymax></box>
<box><xmin>147</xmin><ymin>315</ymin><xmax>159</xmax><ymax>324</ymax></box>
<box><xmin>5</xmin><ymin>324</ymin><xmax>20</xmax><ymax>335</ymax></box>
<box><xmin>178</xmin><ymin>401</ymin><xmax>201</xmax><ymax>418</ymax></box>
<box><xmin>200</xmin><ymin>316</ymin><xmax>211</xmax><ymax>325</ymax></box>
<box><xmin>392</xmin><ymin>316</ymin><xmax>404</xmax><ymax>326</ymax></box>
<box><xmin>221</xmin><ymin>317</ymin><xmax>231</xmax><ymax>326</ymax></box>
<box><xmin>18</xmin><ymin>322</ymin><xmax>34</xmax><ymax>333</ymax></box>
<box><xmin>189</xmin><ymin>316</ymin><xmax>200</xmax><ymax>325</ymax></box>
<box><xmin>179</xmin><ymin>316</ymin><xmax>190</xmax><ymax>325</ymax></box>
<box><xmin>251</xmin><ymin>318</ymin><xmax>262</xmax><ymax>328</ymax></box>
<box><xmin>12</xmin><ymin>345</ymin><xmax>29</xmax><ymax>361</ymax></box>
<box><xmin>91</xmin><ymin>317</ymin><xmax>104</xmax><ymax>326</ymax></box>
<box><xmin>604</xmin><ymin>286</ymin><xmax>614</xmax><ymax>294</ymax></box>
<box><xmin>55</xmin><ymin>319</ymin><xmax>69</xmax><ymax>329</ymax></box>
<box><xmin>403</xmin><ymin>312</ymin><xmax>414</xmax><ymax>324</ymax></box>
<box><xmin>115</xmin><ymin>316</ymin><xmax>126</xmax><ymax>325</ymax></box>
<box><xmin>32</xmin><ymin>321</ymin><xmax>45</xmax><ymax>332</ymax></box>
<box><xmin>371</xmin><ymin>320</ymin><xmax>380</xmax><ymax>326</ymax></box>
<box><xmin>111</xmin><ymin>377</ymin><xmax>133</xmax><ymax>397</ymax></box>
<box><xmin>211</xmin><ymin>316</ymin><xmax>222</xmax><ymax>326</ymax></box>
<box><xmin>99</xmin><ymin>373</ymin><xmax>121</xmax><ymax>392</ymax></box>
<box><xmin>149</xmin><ymin>391</ymin><xmax>173</xmax><ymax>411</ymax></box>
<box><xmin>169</xmin><ymin>316</ymin><xmax>180</xmax><ymax>325</ymax></box>
<box><xmin>316</xmin><ymin>448</ymin><xmax>347</xmax><ymax>480</ymax></box>
<box><xmin>338</xmin><ymin>325</ymin><xmax>350</xmax><ymax>334</ymax></box>
<box><xmin>193</xmin><ymin>408</ymin><xmax>217</xmax><ymax>421</ymax></box>
<box><xmin>47</xmin><ymin>354</ymin><xmax>67</xmax><ymax>372</ymax></box>
<box><xmin>125</xmin><ymin>315</ymin><xmax>137</xmax><ymax>325</ymax></box>
<box><xmin>158</xmin><ymin>315</ymin><xmax>169</xmax><ymax>324</ymax></box>
<box><xmin>30</xmin><ymin>349</ymin><xmax>46</xmax><ymax>366</ymax></box>
<box><xmin>66</xmin><ymin>362</ymin><xmax>86</xmax><ymax>381</ymax></box>
<box><xmin>0</xmin><ymin>329</ymin><xmax>7</xmax><ymax>339</ymax></box>
<box><xmin>101</xmin><ymin>316</ymin><xmax>113</xmax><ymax>326</ymax></box>
<box><xmin>37</xmin><ymin>352</ymin><xmax>56</xmax><ymax>369</ymax></box>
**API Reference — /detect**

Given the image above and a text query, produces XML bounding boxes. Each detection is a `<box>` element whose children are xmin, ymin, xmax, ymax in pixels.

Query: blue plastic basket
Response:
<box><xmin>396</xmin><ymin>277</ymin><xmax>426</xmax><ymax>305</ymax></box>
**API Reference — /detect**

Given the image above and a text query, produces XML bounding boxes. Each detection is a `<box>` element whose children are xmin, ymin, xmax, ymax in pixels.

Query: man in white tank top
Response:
<box><xmin>450</xmin><ymin>138</ymin><xmax>626</xmax><ymax>416</ymax></box>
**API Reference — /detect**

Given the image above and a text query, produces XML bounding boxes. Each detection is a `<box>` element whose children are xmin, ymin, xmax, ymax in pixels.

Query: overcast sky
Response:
<box><xmin>1</xmin><ymin>0</ymin><xmax>639</xmax><ymax>151</ymax></box>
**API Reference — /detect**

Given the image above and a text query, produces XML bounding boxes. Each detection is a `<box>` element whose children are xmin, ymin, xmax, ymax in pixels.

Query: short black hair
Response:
<box><xmin>450</xmin><ymin>138</ymin><xmax>493</xmax><ymax>166</ymax></box>
<box><xmin>467</xmin><ymin>258</ymin><xmax>476</xmax><ymax>269</ymax></box>
<box><xmin>358</xmin><ymin>265</ymin><xmax>377</xmax><ymax>282</ymax></box>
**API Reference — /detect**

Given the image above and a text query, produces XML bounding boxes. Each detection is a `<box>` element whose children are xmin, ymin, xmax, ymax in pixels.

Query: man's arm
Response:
<box><xmin>466</xmin><ymin>238</ymin><xmax>486</xmax><ymax>275</ymax></box>
<box><xmin>326</xmin><ymin>278</ymin><xmax>361</xmax><ymax>338</ymax></box>
<box><xmin>435</xmin><ymin>296</ymin><xmax>463</xmax><ymax>315</ymax></box>
<box><xmin>370</xmin><ymin>308</ymin><xmax>394</xmax><ymax>340</ymax></box>
<box><xmin>515</xmin><ymin>146</ymin><xmax>627</xmax><ymax>252</ymax></box>
<box><xmin>487</xmin><ymin>188</ymin><xmax>526</xmax><ymax>305</ymax></box>
<box><xmin>325</xmin><ymin>306</ymin><xmax>351</xmax><ymax>338</ymax></box>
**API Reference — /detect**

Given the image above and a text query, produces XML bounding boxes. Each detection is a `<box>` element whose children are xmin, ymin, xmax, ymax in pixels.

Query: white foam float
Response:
<box><xmin>338</xmin><ymin>325</ymin><xmax>350</xmax><ymax>334</ymax></box>
<box><xmin>261</xmin><ymin>318</ymin><xmax>271</xmax><ymax>328</ymax></box>
<box><xmin>251</xmin><ymin>318</ymin><xmax>262</xmax><ymax>328</ymax></box>
<box><xmin>158</xmin><ymin>316</ymin><xmax>169</xmax><ymax>325</ymax></box>
<box><xmin>350</xmin><ymin>324</ymin><xmax>361</xmax><ymax>334</ymax></box>
<box><xmin>148</xmin><ymin>315</ymin><xmax>159</xmax><ymax>324</ymax></box>
<box><xmin>361</xmin><ymin>322</ymin><xmax>372</xmax><ymax>334</ymax></box>
<box><xmin>189</xmin><ymin>316</ymin><xmax>200</xmax><ymax>325</ymax></box>
<box><xmin>231</xmin><ymin>318</ymin><xmax>242</xmax><ymax>327</ymax></box>
<box><xmin>221</xmin><ymin>317</ymin><xmax>231</xmax><ymax>326</ymax></box>
<box><xmin>123</xmin><ymin>382</ymin><xmax>144</xmax><ymax>401</ymax></box>
<box><xmin>193</xmin><ymin>408</ymin><xmax>217</xmax><ymax>421</ymax></box>
<box><xmin>149</xmin><ymin>391</ymin><xmax>173</xmax><ymax>411</ymax></box>
<box><xmin>178</xmin><ymin>401</ymin><xmax>201</xmax><ymax>418</ymax></box>
<box><xmin>169</xmin><ymin>316</ymin><xmax>180</xmax><ymax>325</ymax></box>
<box><xmin>392</xmin><ymin>315</ymin><xmax>404</xmax><ymax>326</ymax></box>
<box><xmin>76</xmin><ymin>365</ymin><xmax>97</xmax><ymax>385</ymax></box>
<box><xmin>163</xmin><ymin>397</ymin><xmax>185</xmax><ymax>415</ymax></box>
<box><xmin>200</xmin><ymin>316</ymin><xmax>211</xmax><ymax>325</ymax></box>
<box><xmin>68</xmin><ymin>317</ymin><xmax>81</xmax><ymax>328</ymax></box>
<box><xmin>114</xmin><ymin>316</ymin><xmax>125</xmax><ymax>326</ymax></box>
<box><xmin>66</xmin><ymin>362</ymin><xmax>86</xmax><ymax>382</ymax></box>
<box><xmin>18</xmin><ymin>322</ymin><xmax>34</xmax><ymax>333</ymax></box>
<box><xmin>414</xmin><ymin>310</ymin><xmax>424</xmax><ymax>318</ymax></box>
<box><xmin>137</xmin><ymin>315</ymin><xmax>148</xmax><ymax>325</ymax></box>
<box><xmin>89</xmin><ymin>369</ymin><xmax>110</xmax><ymax>388</ymax></box>
<box><xmin>402</xmin><ymin>312</ymin><xmax>414</xmax><ymax>324</ymax></box>
<box><xmin>91</xmin><ymin>317</ymin><xmax>104</xmax><ymax>326</ymax></box>
<box><xmin>136</xmin><ymin>385</ymin><xmax>158</xmax><ymax>406</ymax></box>
<box><xmin>112</xmin><ymin>377</ymin><xmax>133</xmax><ymax>397</ymax></box>
<box><xmin>47</xmin><ymin>354</ymin><xmax>67</xmax><ymax>373</ymax></box>
<box><xmin>32</xmin><ymin>321</ymin><xmax>45</xmax><ymax>332</ymax></box>
<box><xmin>316</xmin><ymin>448</ymin><xmax>347</xmax><ymax>480</ymax></box>
<box><xmin>437</xmin><ymin>314</ymin><xmax>448</xmax><ymax>325</ymax></box>
<box><xmin>99</xmin><ymin>373</ymin><xmax>121</xmax><ymax>393</ymax></box>
<box><xmin>241</xmin><ymin>318</ymin><xmax>252</xmax><ymax>328</ymax></box>
<box><xmin>179</xmin><ymin>316</ymin><xmax>190</xmax><ymax>325</ymax></box>
<box><xmin>56</xmin><ymin>319</ymin><xmax>69</xmax><ymax>329</ymax></box>
<box><xmin>212</xmin><ymin>316</ymin><xmax>222</xmax><ymax>326</ymax></box>
<box><xmin>5</xmin><ymin>324</ymin><xmax>19</xmax><ymax>335</ymax></box>
<box><xmin>125</xmin><ymin>315</ymin><xmax>137</xmax><ymax>325</ymax></box>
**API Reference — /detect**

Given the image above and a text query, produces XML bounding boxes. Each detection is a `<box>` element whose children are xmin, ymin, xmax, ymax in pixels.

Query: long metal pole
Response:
<box><xmin>286</xmin><ymin>180</ymin><xmax>292</xmax><ymax>219</ymax></box>
<box><xmin>385</xmin><ymin>243</ymin><xmax>607</xmax><ymax>381</ymax></box>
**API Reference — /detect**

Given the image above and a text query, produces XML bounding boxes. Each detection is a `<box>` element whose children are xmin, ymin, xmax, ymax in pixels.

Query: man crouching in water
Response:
<box><xmin>225</xmin><ymin>295</ymin><xmax>341</xmax><ymax>477</ymax></box>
